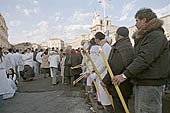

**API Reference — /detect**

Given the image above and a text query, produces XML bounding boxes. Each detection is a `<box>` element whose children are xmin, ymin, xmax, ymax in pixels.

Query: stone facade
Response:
<box><xmin>0</xmin><ymin>12</ymin><xmax>10</xmax><ymax>49</ymax></box>
<box><xmin>90</xmin><ymin>11</ymin><xmax>119</xmax><ymax>44</ymax></box>
<box><xmin>90</xmin><ymin>12</ymin><xmax>170</xmax><ymax>45</ymax></box>
<box><xmin>90</xmin><ymin>12</ymin><xmax>119</xmax><ymax>38</ymax></box>
<box><xmin>40</xmin><ymin>42</ymin><xmax>48</xmax><ymax>49</ymax></box>
<box><xmin>128</xmin><ymin>25</ymin><xmax>136</xmax><ymax>46</ymax></box>
<box><xmin>48</xmin><ymin>38</ymin><xmax>64</xmax><ymax>49</ymax></box>
<box><xmin>161</xmin><ymin>14</ymin><xmax>170</xmax><ymax>39</ymax></box>
<box><xmin>14</xmin><ymin>42</ymin><xmax>41</xmax><ymax>51</ymax></box>
<box><xmin>71</xmin><ymin>34</ymin><xmax>90</xmax><ymax>49</ymax></box>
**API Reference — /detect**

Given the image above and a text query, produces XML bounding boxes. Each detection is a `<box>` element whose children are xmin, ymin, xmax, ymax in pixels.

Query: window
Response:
<box><xmin>107</xmin><ymin>21</ymin><xmax>109</xmax><ymax>26</ymax></box>
<box><xmin>100</xmin><ymin>20</ymin><xmax>102</xmax><ymax>25</ymax></box>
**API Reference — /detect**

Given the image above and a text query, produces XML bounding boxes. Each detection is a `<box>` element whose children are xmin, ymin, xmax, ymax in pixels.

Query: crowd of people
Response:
<box><xmin>0</xmin><ymin>8</ymin><xmax>170</xmax><ymax>113</ymax></box>
<box><xmin>0</xmin><ymin>47</ymin><xmax>59</xmax><ymax>103</ymax></box>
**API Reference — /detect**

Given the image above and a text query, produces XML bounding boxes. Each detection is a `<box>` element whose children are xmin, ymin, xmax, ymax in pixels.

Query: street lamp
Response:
<box><xmin>98</xmin><ymin>0</ymin><xmax>106</xmax><ymax>20</ymax></box>
<box><xmin>98</xmin><ymin>0</ymin><xmax>111</xmax><ymax>33</ymax></box>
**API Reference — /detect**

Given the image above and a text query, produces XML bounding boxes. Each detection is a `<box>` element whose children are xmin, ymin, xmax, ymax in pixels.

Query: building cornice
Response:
<box><xmin>90</xmin><ymin>24</ymin><xmax>104</xmax><ymax>29</ymax></box>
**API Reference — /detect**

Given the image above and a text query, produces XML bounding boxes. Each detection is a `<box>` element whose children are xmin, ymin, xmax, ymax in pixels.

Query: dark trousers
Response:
<box><xmin>104</xmin><ymin>105</ymin><xmax>115</xmax><ymax>113</ymax></box>
<box><xmin>165</xmin><ymin>80</ymin><xmax>170</xmax><ymax>90</ymax></box>
<box><xmin>65</xmin><ymin>76</ymin><xmax>75</xmax><ymax>85</ymax></box>
<box><xmin>0</xmin><ymin>95</ymin><xmax>3</xmax><ymax>104</ymax></box>
<box><xmin>113</xmin><ymin>97</ymin><xmax>128</xmax><ymax>113</ymax></box>
<box><xmin>37</xmin><ymin>62</ymin><xmax>42</xmax><ymax>74</ymax></box>
<box><xmin>15</xmin><ymin>66</ymin><xmax>19</xmax><ymax>81</ymax></box>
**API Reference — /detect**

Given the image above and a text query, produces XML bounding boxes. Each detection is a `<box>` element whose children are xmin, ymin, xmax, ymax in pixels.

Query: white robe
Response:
<box><xmin>3</xmin><ymin>74</ymin><xmax>17</xmax><ymax>99</ymax></box>
<box><xmin>0</xmin><ymin>57</ymin><xmax>11</xmax><ymax>96</ymax></box>
<box><xmin>5</xmin><ymin>53</ymin><xmax>15</xmax><ymax>72</ymax></box>
<box><xmin>36</xmin><ymin>52</ymin><xmax>43</xmax><ymax>63</ymax></box>
<box><xmin>87</xmin><ymin>45</ymin><xmax>99</xmax><ymax>86</ymax></box>
<box><xmin>14</xmin><ymin>53</ymin><xmax>20</xmax><ymax>67</ymax></box>
<box><xmin>48</xmin><ymin>52</ymin><xmax>60</xmax><ymax>68</ymax></box>
<box><xmin>18</xmin><ymin>54</ymin><xmax>24</xmax><ymax>71</ymax></box>
<box><xmin>23</xmin><ymin>52</ymin><xmax>33</xmax><ymax>67</ymax></box>
<box><xmin>13</xmin><ymin>52</ymin><xmax>23</xmax><ymax>77</ymax></box>
<box><xmin>48</xmin><ymin>52</ymin><xmax>60</xmax><ymax>77</ymax></box>
<box><xmin>90</xmin><ymin>42</ymin><xmax>112</xmax><ymax>106</ymax></box>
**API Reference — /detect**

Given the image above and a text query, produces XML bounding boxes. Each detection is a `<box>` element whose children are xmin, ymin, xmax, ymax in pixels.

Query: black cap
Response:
<box><xmin>116</xmin><ymin>27</ymin><xmax>129</xmax><ymax>37</ymax></box>
<box><xmin>95</xmin><ymin>32</ymin><xmax>105</xmax><ymax>40</ymax></box>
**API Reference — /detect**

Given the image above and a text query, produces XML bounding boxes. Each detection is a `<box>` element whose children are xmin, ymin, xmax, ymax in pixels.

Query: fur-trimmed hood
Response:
<box><xmin>132</xmin><ymin>18</ymin><xmax>164</xmax><ymax>39</ymax></box>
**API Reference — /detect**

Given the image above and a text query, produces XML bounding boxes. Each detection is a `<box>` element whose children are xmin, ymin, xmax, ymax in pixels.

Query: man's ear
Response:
<box><xmin>142</xmin><ymin>18</ymin><xmax>147</xmax><ymax>24</ymax></box>
<box><xmin>115</xmin><ymin>34</ymin><xmax>118</xmax><ymax>41</ymax></box>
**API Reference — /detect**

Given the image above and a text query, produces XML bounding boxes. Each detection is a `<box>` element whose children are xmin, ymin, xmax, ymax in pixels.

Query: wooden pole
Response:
<box><xmin>62</xmin><ymin>65</ymin><xmax>65</xmax><ymax>84</ymax></box>
<box><xmin>99</xmin><ymin>49</ymin><xmax>130</xmax><ymax>113</ymax></box>
<box><xmin>71</xmin><ymin>64</ymin><xmax>81</xmax><ymax>69</ymax></box>
<box><xmin>86</xmin><ymin>51</ymin><xmax>114</xmax><ymax>109</ymax></box>
<box><xmin>73</xmin><ymin>73</ymin><xmax>86</xmax><ymax>85</ymax></box>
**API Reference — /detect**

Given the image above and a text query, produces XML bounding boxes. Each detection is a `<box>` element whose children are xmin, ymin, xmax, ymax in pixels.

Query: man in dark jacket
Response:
<box><xmin>112</xmin><ymin>8</ymin><xmax>169</xmax><ymax>113</ymax></box>
<box><xmin>64</xmin><ymin>48</ymin><xmax>72</xmax><ymax>84</ymax></box>
<box><xmin>102</xmin><ymin>27</ymin><xmax>134</xmax><ymax>113</ymax></box>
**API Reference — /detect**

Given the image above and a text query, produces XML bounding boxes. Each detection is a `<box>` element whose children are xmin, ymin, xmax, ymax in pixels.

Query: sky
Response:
<box><xmin>0</xmin><ymin>0</ymin><xmax>170</xmax><ymax>44</ymax></box>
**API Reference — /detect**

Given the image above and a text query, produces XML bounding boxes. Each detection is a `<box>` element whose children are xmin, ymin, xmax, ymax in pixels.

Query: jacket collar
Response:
<box><xmin>132</xmin><ymin>18</ymin><xmax>164</xmax><ymax>39</ymax></box>
<box><xmin>114</xmin><ymin>37</ymin><xmax>130</xmax><ymax>46</ymax></box>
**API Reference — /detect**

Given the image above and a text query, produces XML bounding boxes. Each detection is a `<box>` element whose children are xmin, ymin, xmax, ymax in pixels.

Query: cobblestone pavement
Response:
<box><xmin>0</xmin><ymin>75</ymin><xmax>92</xmax><ymax>113</ymax></box>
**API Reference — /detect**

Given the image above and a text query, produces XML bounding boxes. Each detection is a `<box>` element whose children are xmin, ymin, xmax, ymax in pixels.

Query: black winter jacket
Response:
<box><xmin>103</xmin><ymin>37</ymin><xmax>134</xmax><ymax>98</ymax></box>
<box><xmin>124</xmin><ymin>18</ymin><xmax>169</xmax><ymax>86</ymax></box>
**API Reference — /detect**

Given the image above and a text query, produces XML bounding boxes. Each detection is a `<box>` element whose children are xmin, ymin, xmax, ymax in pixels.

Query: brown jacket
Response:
<box><xmin>41</xmin><ymin>54</ymin><xmax>49</xmax><ymax>68</ymax></box>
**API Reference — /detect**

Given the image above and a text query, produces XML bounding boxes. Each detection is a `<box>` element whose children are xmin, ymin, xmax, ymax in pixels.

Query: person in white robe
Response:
<box><xmin>3</xmin><ymin>68</ymin><xmax>17</xmax><ymax>99</ymax></box>
<box><xmin>23</xmin><ymin>48</ymin><xmax>34</xmax><ymax>68</ymax></box>
<box><xmin>86</xmin><ymin>38</ymin><xmax>100</xmax><ymax>94</ymax></box>
<box><xmin>18</xmin><ymin>50</ymin><xmax>24</xmax><ymax>80</ymax></box>
<box><xmin>0</xmin><ymin>47</ymin><xmax>11</xmax><ymax>103</ymax></box>
<box><xmin>5</xmin><ymin>48</ymin><xmax>15</xmax><ymax>73</ymax></box>
<box><xmin>80</xmin><ymin>40</ymin><xmax>89</xmax><ymax>86</ymax></box>
<box><xmin>36</xmin><ymin>49</ymin><xmax>43</xmax><ymax>74</ymax></box>
<box><xmin>21</xmin><ymin>48</ymin><xmax>34</xmax><ymax>81</ymax></box>
<box><xmin>13</xmin><ymin>49</ymin><xmax>22</xmax><ymax>81</ymax></box>
<box><xmin>90</xmin><ymin>32</ymin><xmax>112</xmax><ymax>108</ymax></box>
<box><xmin>60</xmin><ymin>53</ymin><xmax>66</xmax><ymax>77</ymax></box>
<box><xmin>48</xmin><ymin>50</ymin><xmax>60</xmax><ymax>85</ymax></box>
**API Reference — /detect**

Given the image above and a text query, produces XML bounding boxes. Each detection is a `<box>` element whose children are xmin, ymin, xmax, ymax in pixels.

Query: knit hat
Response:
<box><xmin>116</xmin><ymin>27</ymin><xmax>129</xmax><ymax>37</ymax></box>
<box><xmin>95</xmin><ymin>32</ymin><xmax>105</xmax><ymax>40</ymax></box>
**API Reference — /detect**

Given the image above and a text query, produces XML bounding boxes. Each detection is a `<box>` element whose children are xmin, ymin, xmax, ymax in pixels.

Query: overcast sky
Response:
<box><xmin>0</xmin><ymin>0</ymin><xmax>170</xmax><ymax>44</ymax></box>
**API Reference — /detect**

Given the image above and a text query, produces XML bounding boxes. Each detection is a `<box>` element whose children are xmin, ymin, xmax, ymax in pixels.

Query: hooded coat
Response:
<box><xmin>90</xmin><ymin>42</ymin><xmax>112</xmax><ymax>106</ymax></box>
<box><xmin>123</xmin><ymin>18</ymin><xmax>169</xmax><ymax>86</ymax></box>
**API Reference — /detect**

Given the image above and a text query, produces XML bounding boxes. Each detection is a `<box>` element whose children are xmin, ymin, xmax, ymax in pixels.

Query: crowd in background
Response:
<box><xmin>0</xmin><ymin>45</ymin><xmax>85</xmax><ymax>104</ymax></box>
<box><xmin>1</xmin><ymin>8</ymin><xmax>170</xmax><ymax>113</ymax></box>
<box><xmin>0</xmin><ymin>32</ymin><xmax>170</xmax><ymax>113</ymax></box>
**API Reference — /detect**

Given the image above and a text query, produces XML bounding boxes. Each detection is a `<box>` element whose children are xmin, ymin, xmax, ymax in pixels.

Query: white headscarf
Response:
<box><xmin>105</xmin><ymin>36</ymin><xmax>112</xmax><ymax>44</ymax></box>
<box><xmin>83</xmin><ymin>40</ymin><xmax>89</xmax><ymax>50</ymax></box>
